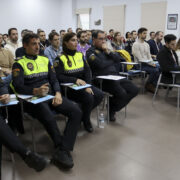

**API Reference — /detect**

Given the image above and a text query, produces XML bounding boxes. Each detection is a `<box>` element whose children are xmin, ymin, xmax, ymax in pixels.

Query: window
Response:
<box><xmin>79</xmin><ymin>14</ymin><xmax>90</xmax><ymax>30</ymax></box>
<box><xmin>76</xmin><ymin>8</ymin><xmax>91</xmax><ymax>30</ymax></box>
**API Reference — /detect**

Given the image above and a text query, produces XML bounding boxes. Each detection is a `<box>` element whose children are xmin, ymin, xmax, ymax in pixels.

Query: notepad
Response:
<box><xmin>17</xmin><ymin>95</ymin><xmax>54</xmax><ymax>104</ymax></box>
<box><xmin>0</xmin><ymin>94</ymin><xmax>19</xmax><ymax>107</ymax></box>
<box><xmin>96</xmin><ymin>75</ymin><xmax>126</xmax><ymax>81</ymax></box>
<box><xmin>69</xmin><ymin>84</ymin><xmax>91</xmax><ymax>90</ymax></box>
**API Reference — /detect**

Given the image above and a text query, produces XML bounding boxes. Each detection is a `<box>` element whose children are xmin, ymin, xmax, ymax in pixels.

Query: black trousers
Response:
<box><xmin>67</xmin><ymin>86</ymin><xmax>104</xmax><ymax>125</ymax></box>
<box><xmin>0</xmin><ymin>114</ymin><xmax>27</xmax><ymax>157</ymax></box>
<box><xmin>23</xmin><ymin>97</ymin><xmax>82</xmax><ymax>151</ymax></box>
<box><xmin>102</xmin><ymin>79</ymin><xmax>139</xmax><ymax>112</ymax></box>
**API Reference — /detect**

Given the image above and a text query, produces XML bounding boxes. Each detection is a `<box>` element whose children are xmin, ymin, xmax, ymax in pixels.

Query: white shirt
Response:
<box><xmin>176</xmin><ymin>49</ymin><xmax>180</xmax><ymax>65</ymax></box>
<box><xmin>5</xmin><ymin>40</ymin><xmax>22</xmax><ymax>58</ymax></box>
<box><xmin>132</xmin><ymin>39</ymin><xmax>153</xmax><ymax>63</ymax></box>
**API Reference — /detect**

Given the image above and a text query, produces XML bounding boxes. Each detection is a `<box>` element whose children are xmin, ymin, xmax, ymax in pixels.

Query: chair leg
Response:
<box><xmin>30</xmin><ymin>118</ymin><xmax>36</xmax><ymax>153</ymax></box>
<box><xmin>10</xmin><ymin>153</ymin><xmax>15</xmax><ymax>180</ymax></box>
<box><xmin>141</xmin><ymin>72</ymin><xmax>146</xmax><ymax>94</ymax></box>
<box><xmin>165</xmin><ymin>87</ymin><xmax>170</xmax><ymax>100</ymax></box>
<box><xmin>106</xmin><ymin>94</ymin><xmax>110</xmax><ymax>124</ymax></box>
<box><xmin>177</xmin><ymin>88</ymin><xmax>180</xmax><ymax>112</ymax></box>
<box><xmin>152</xmin><ymin>84</ymin><xmax>160</xmax><ymax>104</ymax></box>
<box><xmin>124</xmin><ymin>106</ymin><xmax>127</xmax><ymax>118</ymax></box>
<box><xmin>96</xmin><ymin>106</ymin><xmax>100</xmax><ymax>128</ymax></box>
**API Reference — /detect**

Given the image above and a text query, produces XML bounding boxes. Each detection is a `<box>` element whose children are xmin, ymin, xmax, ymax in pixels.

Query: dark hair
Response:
<box><xmin>92</xmin><ymin>30</ymin><xmax>104</xmax><ymax>39</ymax></box>
<box><xmin>38</xmin><ymin>30</ymin><xmax>45</xmax><ymax>35</ymax></box>
<box><xmin>67</xmin><ymin>28</ymin><xmax>72</xmax><ymax>32</ymax></box>
<box><xmin>155</xmin><ymin>31</ymin><xmax>163</xmax><ymax>36</ymax></box>
<box><xmin>62</xmin><ymin>32</ymin><xmax>77</xmax><ymax>67</ymax></box>
<box><xmin>3</xmin><ymin>34</ymin><xmax>8</xmax><ymax>37</ymax></box>
<box><xmin>8</xmin><ymin>28</ymin><xmax>17</xmax><ymax>36</ymax></box>
<box><xmin>125</xmin><ymin>32</ymin><xmax>130</xmax><ymax>39</ymax></box>
<box><xmin>164</xmin><ymin>34</ymin><xmax>177</xmax><ymax>44</ymax></box>
<box><xmin>48</xmin><ymin>32</ymin><xmax>59</xmax><ymax>41</ymax></box>
<box><xmin>23</xmin><ymin>33</ymin><xmax>39</xmax><ymax>44</ymax></box>
<box><xmin>138</xmin><ymin>27</ymin><xmax>148</xmax><ymax>35</ymax></box>
<box><xmin>149</xmin><ymin>31</ymin><xmax>155</xmax><ymax>36</ymax></box>
<box><xmin>21</xmin><ymin>29</ymin><xmax>29</xmax><ymax>34</ymax></box>
<box><xmin>109</xmin><ymin>29</ymin><xmax>114</xmax><ymax>33</ymax></box>
<box><xmin>60</xmin><ymin>30</ymin><xmax>65</xmax><ymax>34</ymax></box>
<box><xmin>77</xmin><ymin>31</ymin><xmax>87</xmax><ymax>38</ymax></box>
<box><xmin>131</xmin><ymin>30</ymin><xmax>136</xmax><ymax>35</ymax></box>
<box><xmin>138</xmin><ymin>27</ymin><xmax>147</xmax><ymax>35</ymax></box>
<box><xmin>175</xmin><ymin>38</ymin><xmax>180</xmax><ymax>51</ymax></box>
<box><xmin>76</xmin><ymin>28</ymin><xmax>82</xmax><ymax>33</ymax></box>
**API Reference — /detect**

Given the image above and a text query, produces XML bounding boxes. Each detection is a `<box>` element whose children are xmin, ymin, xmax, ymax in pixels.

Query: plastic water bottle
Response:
<box><xmin>99</xmin><ymin>113</ymin><xmax>105</xmax><ymax>128</ymax></box>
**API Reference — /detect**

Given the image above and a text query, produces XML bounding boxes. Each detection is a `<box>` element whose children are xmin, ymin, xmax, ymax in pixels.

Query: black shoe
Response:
<box><xmin>110</xmin><ymin>111</ymin><xmax>116</xmax><ymax>122</ymax></box>
<box><xmin>84</xmin><ymin>122</ymin><xmax>94</xmax><ymax>133</ymax></box>
<box><xmin>24</xmin><ymin>151</ymin><xmax>49</xmax><ymax>172</ymax></box>
<box><xmin>145</xmin><ymin>83</ymin><xmax>155</xmax><ymax>93</ymax></box>
<box><xmin>51</xmin><ymin>148</ymin><xmax>74</xmax><ymax>170</ymax></box>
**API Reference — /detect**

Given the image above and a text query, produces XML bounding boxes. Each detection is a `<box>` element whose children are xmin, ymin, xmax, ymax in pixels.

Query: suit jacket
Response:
<box><xmin>147</xmin><ymin>39</ymin><xmax>163</xmax><ymax>56</ymax></box>
<box><xmin>157</xmin><ymin>46</ymin><xmax>180</xmax><ymax>84</ymax></box>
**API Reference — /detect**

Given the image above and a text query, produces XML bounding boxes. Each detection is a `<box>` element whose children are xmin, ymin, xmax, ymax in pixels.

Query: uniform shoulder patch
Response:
<box><xmin>12</xmin><ymin>68</ymin><xmax>20</xmax><ymax>77</ymax></box>
<box><xmin>95</xmin><ymin>49</ymin><xmax>100</xmax><ymax>54</ymax></box>
<box><xmin>53</xmin><ymin>60</ymin><xmax>59</xmax><ymax>68</ymax></box>
<box><xmin>89</xmin><ymin>54</ymin><xmax>96</xmax><ymax>61</ymax></box>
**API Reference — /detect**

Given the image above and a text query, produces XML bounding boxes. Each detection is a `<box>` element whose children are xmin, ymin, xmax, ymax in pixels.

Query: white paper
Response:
<box><xmin>96</xmin><ymin>75</ymin><xmax>126</xmax><ymax>81</ymax></box>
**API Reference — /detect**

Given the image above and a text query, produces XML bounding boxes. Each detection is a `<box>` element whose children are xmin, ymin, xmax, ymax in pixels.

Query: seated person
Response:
<box><xmin>175</xmin><ymin>38</ymin><xmax>180</xmax><ymax>65</ymax></box>
<box><xmin>16</xmin><ymin>31</ymin><xmax>44</xmax><ymax>58</ymax></box>
<box><xmin>0</xmin><ymin>34</ymin><xmax>14</xmax><ymax>85</ymax></box>
<box><xmin>132</xmin><ymin>27</ymin><xmax>160</xmax><ymax>93</ymax></box>
<box><xmin>148</xmin><ymin>31</ymin><xmax>155</xmax><ymax>41</ymax></box>
<box><xmin>77</xmin><ymin>31</ymin><xmax>91</xmax><ymax>57</ymax></box>
<box><xmin>111</xmin><ymin>32</ymin><xmax>125</xmax><ymax>50</ymax></box>
<box><xmin>0</xmin><ymin>82</ymin><xmax>48</xmax><ymax>172</ymax></box>
<box><xmin>86</xmin><ymin>30</ymin><xmax>139</xmax><ymax>122</ymax></box>
<box><xmin>148</xmin><ymin>31</ymin><xmax>163</xmax><ymax>60</ymax></box>
<box><xmin>11</xmin><ymin>33</ymin><xmax>82</xmax><ymax>170</ymax></box>
<box><xmin>44</xmin><ymin>32</ymin><xmax>62</xmax><ymax>65</ymax></box>
<box><xmin>157</xmin><ymin>34</ymin><xmax>180</xmax><ymax>84</ymax></box>
<box><xmin>125</xmin><ymin>30</ymin><xmax>137</xmax><ymax>58</ymax></box>
<box><xmin>54</xmin><ymin>32</ymin><xmax>104</xmax><ymax>133</ymax></box>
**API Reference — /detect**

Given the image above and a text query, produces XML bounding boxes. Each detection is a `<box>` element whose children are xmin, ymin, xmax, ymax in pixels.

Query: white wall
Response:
<box><xmin>1</xmin><ymin>0</ymin><xmax>179</xmax><ymax>38</ymax></box>
<box><xmin>0</xmin><ymin>0</ymin><xmax>76</xmax><ymax>35</ymax></box>
<box><xmin>76</xmin><ymin>0</ymin><xmax>180</xmax><ymax>37</ymax></box>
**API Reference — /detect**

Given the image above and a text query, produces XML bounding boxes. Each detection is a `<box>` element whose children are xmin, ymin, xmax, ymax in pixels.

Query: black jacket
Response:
<box><xmin>147</xmin><ymin>39</ymin><xmax>163</xmax><ymax>56</ymax></box>
<box><xmin>157</xmin><ymin>46</ymin><xmax>180</xmax><ymax>84</ymax></box>
<box><xmin>86</xmin><ymin>46</ymin><xmax>125</xmax><ymax>77</ymax></box>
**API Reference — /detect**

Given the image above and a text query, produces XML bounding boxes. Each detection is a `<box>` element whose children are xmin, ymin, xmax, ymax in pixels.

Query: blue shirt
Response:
<box><xmin>44</xmin><ymin>45</ymin><xmax>62</xmax><ymax>65</ymax></box>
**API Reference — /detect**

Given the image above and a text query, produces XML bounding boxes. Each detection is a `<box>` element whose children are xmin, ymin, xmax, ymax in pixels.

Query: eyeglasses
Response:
<box><xmin>97</xmin><ymin>38</ymin><xmax>106</xmax><ymax>41</ymax></box>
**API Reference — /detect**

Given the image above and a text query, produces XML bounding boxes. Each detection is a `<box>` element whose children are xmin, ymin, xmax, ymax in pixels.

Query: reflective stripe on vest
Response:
<box><xmin>60</xmin><ymin>52</ymin><xmax>84</xmax><ymax>74</ymax></box>
<box><xmin>17</xmin><ymin>56</ymin><xmax>49</xmax><ymax>79</ymax></box>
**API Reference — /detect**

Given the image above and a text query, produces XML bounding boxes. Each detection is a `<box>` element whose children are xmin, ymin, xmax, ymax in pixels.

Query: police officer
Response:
<box><xmin>11</xmin><ymin>33</ymin><xmax>82</xmax><ymax>170</ymax></box>
<box><xmin>0</xmin><ymin>81</ymin><xmax>48</xmax><ymax>173</ymax></box>
<box><xmin>54</xmin><ymin>32</ymin><xmax>104</xmax><ymax>133</ymax></box>
<box><xmin>86</xmin><ymin>30</ymin><xmax>139</xmax><ymax>122</ymax></box>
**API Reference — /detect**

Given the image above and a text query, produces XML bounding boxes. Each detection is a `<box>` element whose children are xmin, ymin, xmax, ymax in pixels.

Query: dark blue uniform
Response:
<box><xmin>86</xmin><ymin>46</ymin><xmax>139</xmax><ymax>114</ymax></box>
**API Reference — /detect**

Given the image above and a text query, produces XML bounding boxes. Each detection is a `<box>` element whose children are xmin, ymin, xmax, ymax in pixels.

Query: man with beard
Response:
<box><xmin>77</xmin><ymin>31</ymin><xmax>91</xmax><ymax>57</ymax></box>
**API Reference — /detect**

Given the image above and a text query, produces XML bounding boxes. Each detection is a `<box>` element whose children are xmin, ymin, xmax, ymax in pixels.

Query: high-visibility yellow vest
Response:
<box><xmin>10</xmin><ymin>55</ymin><xmax>49</xmax><ymax>94</ymax></box>
<box><xmin>16</xmin><ymin>56</ymin><xmax>49</xmax><ymax>78</ymax></box>
<box><xmin>59</xmin><ymin>52</ymin><xmax>84</xmax><ymax>74</ymax></box>
<box><xmin>116</xmin><ymin>50</ymin><xmax>133</xmax><ymax>70</ymax></box>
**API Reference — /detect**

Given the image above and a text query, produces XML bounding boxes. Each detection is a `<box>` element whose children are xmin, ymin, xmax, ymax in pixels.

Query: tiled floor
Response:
<box><xmin>2</xmin><ymin>88</ymin><xmax>180</xmax><ymax>180</ymax></box>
